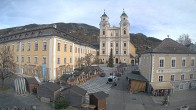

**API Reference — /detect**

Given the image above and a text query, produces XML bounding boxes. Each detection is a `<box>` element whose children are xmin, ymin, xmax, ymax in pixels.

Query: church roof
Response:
<box><xmin>121</xmin><ymin>12</ymin><xmax>128</xmax><ymax>17</ymax></box>
<box><xmin>146</xmin><ymin>38</ymin><xmax>196</xmax><ymax>54</ymax></box>
<box><xmin>102</xmin><ymin>12</ymin><xmax>108</xmax><ymax>17</ymax></box>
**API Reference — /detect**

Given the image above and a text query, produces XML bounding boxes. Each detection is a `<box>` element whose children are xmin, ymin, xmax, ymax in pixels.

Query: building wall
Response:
<box><xmin>0</xmin><ymin>35</ymin><xmax>96</xmax><ymax>80</ymax></box>
<box><xmin>140</xmin><ymin>53</ymin><xmax>196</xmax><ymax>91</ymax></box>
<box><xmin>139</xmin><ymin>53</ymin><xmax>152</xmax><ymax>81</ymax></box>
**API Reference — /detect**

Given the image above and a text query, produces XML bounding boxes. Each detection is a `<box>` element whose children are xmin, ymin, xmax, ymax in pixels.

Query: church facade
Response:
<box><xmin>99</xmin><ymin>10</ymin><xmax>136</xmax><ymax>64</ymax></box>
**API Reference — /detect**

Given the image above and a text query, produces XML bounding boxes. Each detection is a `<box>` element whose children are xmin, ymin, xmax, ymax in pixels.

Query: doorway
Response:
<box><xmin>116</xmin><ymin>58</ymin><xmax>118</xmax><ymax>64</ymax></box>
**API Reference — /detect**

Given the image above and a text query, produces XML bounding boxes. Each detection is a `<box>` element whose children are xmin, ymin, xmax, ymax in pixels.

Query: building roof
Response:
<box><xmin>69</xmin><ymin>86</ymin><xmax>87</xmax><ymax>96</ymax></box>
<box><xmin>59</xmin><ymin>74</ymin><xmax>71</xmax><ymax>81</ymax></box>
<box><xmin>0</xmin><ymin>25</ymin><xmax>97</xmax><ymax>49</ymax></box>
<box><xmin>25</xmin><ymin>77</ymin><xmax>39</xmax><ymax>85</ymax></box>
<box><xmin>91</xmin><ymin>91</ymin><xmax>109</xmax><ymax>100</ymax></box>
<box><xmin>146</xmin><ymin>38</ymin><xmax>196</xmax><ymax>54</ymax></box>
<box><xmin>40</xmin><ymin>82</ymin><xmax>61</xmax><ymax>92</ymax></box>
<box><xmin>121</xmin><ymin>12</ymin><xmax>128</xmax><ymax>17</ymax></box>
<box><xmin>102</xmin><ymin>12</ymin><xmax>108</xmax><ymax>17</ymax></box>
<box><xmin>127</xmin><ymin>72</ymin><xmax>147</xmax><ymax>82</ymax></box>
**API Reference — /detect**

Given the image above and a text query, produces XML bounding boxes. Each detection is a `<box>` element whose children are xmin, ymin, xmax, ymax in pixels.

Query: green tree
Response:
<box><xmin>54</xmin><ymin>98</ymin><xmax>69</xmax><ymax>109</ymax></box>
<box><xmin>107</xmin><ymin>48</ymin><xmax>114</xmax><ymax>67</ymax></box>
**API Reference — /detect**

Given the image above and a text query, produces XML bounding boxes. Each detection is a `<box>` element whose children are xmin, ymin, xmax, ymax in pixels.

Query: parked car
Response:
<box><xmin>100</xmin><ymin>73</ymin><xmax>106</xmax><ymax>77</ymax></box>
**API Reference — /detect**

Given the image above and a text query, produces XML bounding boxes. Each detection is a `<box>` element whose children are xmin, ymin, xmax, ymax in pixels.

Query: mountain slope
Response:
<box><xmin>0</xmin><ymin>23</ymin><xmax>162</xmax><ymax>53</ymax></box>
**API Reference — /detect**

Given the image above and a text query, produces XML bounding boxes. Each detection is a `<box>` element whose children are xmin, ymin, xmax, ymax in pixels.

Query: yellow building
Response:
<box><xmin>139</xmin><ymin>38</ymin><xmax>196</xmax><ymax>94</ymax></box>
<box><xmin>0</xmin><ymin>25</ymin><xmax>97</xmax><ymax>81</ymax></box>
<box><xmin>99</xmin><ymin>10</ymin><xmax>136</xmax><ymax>64</ymax></box>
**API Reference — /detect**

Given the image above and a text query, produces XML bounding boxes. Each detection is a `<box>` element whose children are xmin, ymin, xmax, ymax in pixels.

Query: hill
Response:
<box><xmin>130</xmin><ymin>33</ymin><xmax>162</xmax><ymax>53</ymax></box>
<box><xmin>0</xmin><ymin>23</ymin><xmax>161</xmax><ymax>52</ymax></box>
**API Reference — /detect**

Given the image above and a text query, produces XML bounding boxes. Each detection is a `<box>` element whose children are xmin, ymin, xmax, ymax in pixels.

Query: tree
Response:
<box><xmin>0</xmin><ymin>46</ymin><xmax>16</xmax><ymax>88</ymax></box>
<box><xmin>80</xmin><ymin>53</ymin><xmax>95</xmax><ymax>67</ymax></box>
<box><xmin>177</xmin><ymin>34</ymin><xmax>192</xmax><ymax>45</ymax></box>
<box><xmin>107</xmin><ymin>48</ymin><xmax>114</xmax><ymax>67</ymax></box>
<box><xmin>54</xmin><ymin>98</ymin><xmax>69</xmax><ymax>109</ymax></box>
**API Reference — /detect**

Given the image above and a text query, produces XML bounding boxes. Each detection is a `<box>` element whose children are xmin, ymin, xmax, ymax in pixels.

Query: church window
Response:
<box><xmin>124</xmin><ymin>43</ymin><xmax>126</xmax><ymax>47</ymax></box>
<box><xmin>103</xmin><ymin>31</ymin><xmax>105</xmax><ymax>35</ymax></box>
<box><xmin>111</xmin><ymin>32</ymin><xmax>113</xmax><ymax>36</ymax></box>
<box><xmin>124</xmin><ymin>30</ymin><xmax>126</xmax><ymax>34</ymax></box>
<box><xmin>102</xmin><ymin>43</ymin><xmax>105</xmax><ymax>47</ymax></box>
<box><xmin>110</xmin><ymin>43</ymin><xmax>113</xmax><ymax>47</ymax></box>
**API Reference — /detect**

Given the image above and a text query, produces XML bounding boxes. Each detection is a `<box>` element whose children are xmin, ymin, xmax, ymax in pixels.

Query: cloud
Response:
<box><xmin>0</xmin><ymin>0</ymin><xmax>195</xmax><ymax>42</ymax></box>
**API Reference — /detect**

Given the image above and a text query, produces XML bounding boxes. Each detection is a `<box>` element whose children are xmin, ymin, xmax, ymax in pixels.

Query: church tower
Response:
<box><xmin>99</xmin><ymin>9</ymin><xmax>135</xmax><ymax>64</ymax></box>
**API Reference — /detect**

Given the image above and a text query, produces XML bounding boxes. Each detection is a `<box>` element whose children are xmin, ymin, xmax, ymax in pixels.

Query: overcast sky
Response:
<box><xmin>0</xmin><ymin>0</ymin><xmax>196</xmax><ymax>42</ymax></box>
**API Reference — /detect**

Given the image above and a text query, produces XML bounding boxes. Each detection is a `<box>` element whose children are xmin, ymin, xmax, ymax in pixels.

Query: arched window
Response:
<box><xmin>124</xmin><ymin>30</ymin><xmax>126</xmax><ymax>35</ymax></box>
<box><xmin>103</xmin><ymin>31</ymin><xmax>105</xmax><ymax>35</ymax></box>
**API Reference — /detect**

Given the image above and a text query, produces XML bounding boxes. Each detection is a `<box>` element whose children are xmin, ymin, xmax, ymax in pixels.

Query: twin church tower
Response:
<box><xmin>99</xmin><ymin>10</ymin><xmax>136</xmax><ymax>64</ymax></box>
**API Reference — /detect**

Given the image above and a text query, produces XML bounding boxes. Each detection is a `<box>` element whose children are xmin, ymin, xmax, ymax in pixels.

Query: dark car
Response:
<box><xmin>100</xmin><ymin>73</ymin><xmax>106</xmax><ymax>77</ymax></box>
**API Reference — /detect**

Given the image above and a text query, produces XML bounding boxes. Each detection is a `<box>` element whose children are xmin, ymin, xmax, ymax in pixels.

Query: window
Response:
<box><xmin>27</xmin><ymin>41</ymin><xmax>31</xmax><ymax>51</ymax></box>
<box><xmin>116</xmin><ymin>43</ymin><xmax>118</xmax><ymax>47</ymax></box>
<box><xmin>159</xmin><ymin>76</ymin><xmax>163</xmax><ymax>82</ymax></box>
<box><xmin>171</xmin><ymin>59</ymin><xmax>176</xmax><ymax>67</ymax></box>
<box><xmin>34</xmin><ymin>41</ymin><xmax>38</xmax><ymax>51</ymax></box>
<box><xmin>21</xmin><ymin>56</ymin><xmax>24</xmax><ymax>62</ymax></box>
<box><xmin>64</xmin><ymin>58</ymin><xmax>66</xmax><ymax>64</ymax></box>
<box><xmin>181</xmin><ymin>74</ymin><xmax>185</xmax><ymax>80</ymax></box>
<box><xmin>70</xmin><ymin>57</ymin><xmax>72</xmax><ymax>63</ymax></box>
<box><xmin>191</xmin><ymin>59</ymin><xmax>195</xmax><ymax>66</ymax></box>
<box><xmin>190</xmin><ymin>74</ymin><xmax>193</xmax><ymax>79</ymax></box>
<box><xmin>16</xmin><ymin>56</ymin><xmax>19</xmax><ymax>62</ymax></box>
<box><xmin>34</xmin><ymin>56</ymin><xmax>38</xmax><ymax>64</ymax></box>
<box><xmin>102</xmin><ymin>43</ymin><xmax>105</xmax><ymax>47</ymax></box>
<box><xmin>57</xmin><ymin>43</ymin><xmax>61</xmax><ymax>51</ymax></box>
<box><xmin>57</xmin><ymin>58</ymin><xmax>60</xmax><ymax>64</ymax></box>
<box><xmin>116</xmin><ymin>32</ymin><xmax>119</xmax><ymax>36</ymax></box>
<box><xmin>124</xmin><ymin>43</ymin><xmax>126</xmax><ymax>47</ymax></box>
<box><xmin>70</xmin><ymin>45</ymin><xmax>72</xmax><ymax>52</ymax></box>
<box><xmin>111</xmin><ymin>32</ymin><xmax>113</xmax><ymax>36</ymax></box>
<box><xmin>124</xmin><ymin>30</ymin><xmax>126</xmax><ymax>34</ymax></box>
<box><xmin>124</xmin><ymin>51</ymin><xmax>126</xmax><ymax>54</ymax></box>
<box><xmin>21</xmin><ymin>43</ymin><xmax>24</xmax><ymax>51</ymax></box>
<box><xmin>78</xmin><ymin>48</ymin><xmax>80</xmax><ymax>53</ymax></box>
<box><xmin>110</xmin><ymin>43</ymin><xmax>113</xmax><ymax>47</ymax></box>
<box><xmin>75</xmin><ymin>47</ymin><xmax>77</xmax><ymax>53</ymax></box>
<box><xmin>171</xmin><ymin>75</ymin><xmax>175</xmax><ymax>81</ymax></box>
<box><xmin>116</xmin><ymin>51</ymin><xmax>118</xmax><ymax>54</ymax></box>
<box><xmin>12</xmin><ymin>45</ymin><xmax>14</xmax><ymax>51</ymax></box>
<box><xmin>159</xmin><ymin>59</ymin><xmax>164</xmax><ymax>67</ymax></box>
<box><xmin>42</xmin><ymin>56</ymin><xmax>46</xmax><ymax>64</ymax></box>
<box><xmin>182</xmin><ymin>58</ymin><xmax>186</xmax><ymax>67</ymax></box>
<box><xmin>64</xmin><ymin>44</ymin><xmax>67</xmax><ymax>52</ymax></box>
<box><xmin>42</xmin><ymin>42</ymin><xmax>47</xmax><ymax>51</ymax></box>
<box><xmin>103</xmin><ymin>31</ymin><xmax>105</xmax><ymax>35</ymax></box>
<box><xmin>102</xmin><ymin>50</ymin><xmax>105</xmax><ymax>54</ymax></box>
<box><xmin>27</xmin><ymin>56</ymin><xmax>30</xmax><ymax>63</ymax></box>
<box><xmin>17</xmin><ymin>44</ymin><xmax>19</xmax><ymax>51</ymax></box>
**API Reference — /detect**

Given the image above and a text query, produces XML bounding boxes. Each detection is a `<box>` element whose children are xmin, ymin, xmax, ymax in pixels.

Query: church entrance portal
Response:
<box><xmin>116</xmin><ymin>58</ymin><xmax>118</xmax><ymax>64</ymax></box>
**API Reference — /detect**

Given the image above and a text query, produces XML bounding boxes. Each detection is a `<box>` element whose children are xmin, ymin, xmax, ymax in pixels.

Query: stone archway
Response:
<box><xmin>116</xmin><ymin>58</ymin><xmax>118</xmax><ymax>64</ymax></box>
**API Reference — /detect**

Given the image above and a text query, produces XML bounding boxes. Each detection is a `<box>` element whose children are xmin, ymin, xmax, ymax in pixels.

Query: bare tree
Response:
<box><xmin>177</xmin><ymin>34</ymin><xmax>192</xmax><ymax>45</ymax></box>
<box><xmin>0</xmin><ymin>46</ymin><xmax>16</xmax><ymax>88</ymax></box>
<box><xmin>80</xmin><ymin>53</ymin><xmax>95</xmax><ymax>67</ymax></box>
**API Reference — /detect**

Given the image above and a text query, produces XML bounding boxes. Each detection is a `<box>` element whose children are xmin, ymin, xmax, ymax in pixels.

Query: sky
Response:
<box><xmin>0</xmin><ymin>0</ymin><xmax>196</xmax><ymax>42</ymax></box>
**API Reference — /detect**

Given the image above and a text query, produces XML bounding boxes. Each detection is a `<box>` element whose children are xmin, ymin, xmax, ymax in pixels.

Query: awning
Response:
<box><xmin>151</xmin><ymin>82</ymin><xmax>173</xmax><ymax>90</ymax></box>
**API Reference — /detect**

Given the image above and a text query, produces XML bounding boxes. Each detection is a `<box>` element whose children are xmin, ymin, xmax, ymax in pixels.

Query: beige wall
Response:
<box><xmin>139</xmin><ymin>53</ymin><xmax>196</xmax><ymax>83</ymax></box>
<box><xmin>0</xmin><ymin>35</ymin><xmax>97</xmax><ymax>80</ymax></box>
